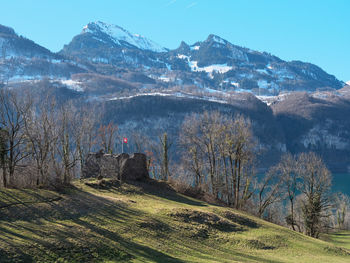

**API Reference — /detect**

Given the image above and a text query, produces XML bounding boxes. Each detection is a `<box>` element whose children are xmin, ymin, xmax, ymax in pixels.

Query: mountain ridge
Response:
<box><xmin>0</xmin><ymin>21</ymin><xmax>344</xmax><ymax>94</ymax></box>
<box><xmin>59</xmin><ymin>21</ymin><xmax>343</xmax><ymax>94</ymax></box>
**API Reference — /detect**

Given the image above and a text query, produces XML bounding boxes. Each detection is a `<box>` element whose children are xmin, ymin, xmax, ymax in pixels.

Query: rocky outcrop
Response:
<box><xmin>82</xmin><ymin>152</ymin><xmax>149</xmax><ymax>181</ymax></box>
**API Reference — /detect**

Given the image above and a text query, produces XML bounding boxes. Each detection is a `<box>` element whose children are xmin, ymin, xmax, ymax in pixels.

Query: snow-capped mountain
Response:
<box><xmin>1</xmin><ymin>21</ymin><xmax>345</xmax><ymax>94</ymax></box>
<box><xmin>61</xmin><ymin>23</ymin><xmax>343</xmax><ymax>94</ymax></box>
<box><xmin>60</xmin><ymin>21</ymin><xmax>169</xmax><ymax>68</ymax></box>
<box><xmin>81</xmin><ymin>21</ymin><xmax>167</xmax><ymax>52</ymax></box>
<box><xmin>164</xmin><ymin>34</ymin><xmax>343</xmax><ymax>93</ymax></box>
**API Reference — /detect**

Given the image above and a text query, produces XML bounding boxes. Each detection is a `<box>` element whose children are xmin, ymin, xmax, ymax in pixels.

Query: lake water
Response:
<box><xmin>256</xmin><ymin>173</ymin><xmax>350</xmax><ymax>196</ymax></box>
<box><xmin>332</xmin><ymin>173</ymin><xmax>350</xmax><ymax>196</ymax></box>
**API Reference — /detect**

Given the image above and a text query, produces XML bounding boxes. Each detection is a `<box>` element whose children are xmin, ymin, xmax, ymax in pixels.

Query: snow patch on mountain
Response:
<box><xmin>91</xmin><ymin>57</ymin><xmax>109</xmax><ymax>64</ymax></box>
<box><xmin>199</xmin><ymin>64</ymin><xmax>232</xmax><ymax>74</ymax></box>
<box><xmin>158</xmin><ymin>76</ymin><xmax>171</xmax><ymax>82</ymax></box>
<box><xmin>210</xmin><ymin>35</ymin><xmax>226</xmax><ymax>45</ymax></box>
<box><xmin>231</xmin><ymin>82</ymin><xmax>240</xmax><ymax>87</ymax></box>
<box><xmin>346</xmin><ymin>80</ymin><xmax>350</xmax><ymax>86</ymax></box>
<box><xmin>274</xmin><ymin>68</ymin><xmax>296</xmax><ymax>82</ymax></box>
<box><xmin>108</xmin><ymin>92</ymin><xmax>228</xmax><ymax>104</ymax></box>
<box><xmin>229</xmin><ymin>48</ymin><xmax>248</xmax><ymax>61</ymax></box>
<box><xmin>83</xmin><ymin>21</ymin><xmax>167</xmax><ymax>52</ymax></box>
<box><xmin>257</xmin><ymin>80</ymin><xmax>269</xmax><ymax>90</ymax></box>
<box><xmin>257</xmin><ymin>68</ymin><xmax>270</xmax><ymax>75</ymax></box>
<box><xmin>177</xmin><ymin>54</ymin><xmax>189</xmax><ymax>59</ymax></box>
<box><xmin>311</xmin><ymin>91</ymin><xmax>336</xmax><ymax>100</ymax></box>
<box><xmin>190</xmin><ymin>61</ymin><xmax>232</xmax><ymax>77</ymax></box>
<box><xmin>257</xmin><ymin>93</ymin><xmax>289</xmax><ymax>106</ymax></box>
<box><xmin>60</xmin><ymin>79</ymin><xmax>84</xmax><ymax>92</ymax></box>
<box><xmin>8</xmin><ymin>75</ymin><xmax>43</xmax><ymax>82</ymax></box>
<box><xmin>177</xmin><ymin>55</ymin><xmax>232</xmax><ymax>76</ymax></box>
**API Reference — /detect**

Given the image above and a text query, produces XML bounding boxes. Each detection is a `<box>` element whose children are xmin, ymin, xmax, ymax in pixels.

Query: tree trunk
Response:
<box><xmin>2</xmin><ymin>167</ymin><xmax>7</xmax><ymax>188</ymax></box>
<box><xmin>236</xmin><ymin>159</ymin><xmax>241</xmax><ymax>209</ymax></box>
<box><xmin>290</xmin><ymin>198</ymin><xmax>295</xmax><ymax>231</ymax></box>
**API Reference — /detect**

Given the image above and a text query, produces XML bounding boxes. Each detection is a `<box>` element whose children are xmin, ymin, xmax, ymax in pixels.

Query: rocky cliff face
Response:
<box><xmin>271</xmin><ymin>91</ymin><xmax>350</xmax><ymax>172</ymax></box>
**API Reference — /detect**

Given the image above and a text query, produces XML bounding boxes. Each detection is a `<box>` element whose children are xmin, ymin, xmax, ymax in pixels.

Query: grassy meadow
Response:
<box><xmin>0</xmin><ymin>179</ymin><xmax>349</xmax><ymax>263</ymax></box>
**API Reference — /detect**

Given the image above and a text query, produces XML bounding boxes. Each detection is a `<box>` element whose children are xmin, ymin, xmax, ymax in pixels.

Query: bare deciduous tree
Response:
<box><xmin>257</xmin><ymin>165</ymin><xmax>285</xmax><ymax>218</ymax></box>
<box><xmin>0</xmin><ymin>127</ymin><xmax>8</xmax><ymax>187</ymax></box>
<box><xmin>278</xmin><ymin>153</ymin><xmax>299</xmax><ymax>230</ymax></box>
<box><xmin>180</xmin><ymin>111</ymin><xmax>256</xmax><ymax>207</ymax></box>
<box><xmin>23</xmin><ymin>96</ymin><xmax>58</xmax><ymax>186</ymax></box>
<box><xmin>75</xmin><ymin>105</ymin><xmax>98</xmax><ymax>176</ymax></box>
<box><xmin>159</xmin><ymin>132</ymin><xmax>172</xmax><ymax>180</ymax></box>
<box><xmin>98</xmin><ymin>122</ymin><xmax>118</xmax><ymax>154</ymax></box>
<box><xmin>180</xmin><ymin>114</ymin><xmax>204</xmax><ymax>188</ymax></box>
<box><xmin>54</xmin><ymin>103</ymin><xmax>82</xmax><ymax>184</ymax></box>
<box><xmin>0</xmin><ymin>89</ymin><xmax>32</xmax><ymax>187</ymax></box>
<box><xmin>334</xmin><ymin>193</ymin><xmax>349</xmax><ymax>230</ymax></box>
<box><xmin>297</xmin><ymin>152</ymin><xmax>332</xmax><ymax>238</ymax></box>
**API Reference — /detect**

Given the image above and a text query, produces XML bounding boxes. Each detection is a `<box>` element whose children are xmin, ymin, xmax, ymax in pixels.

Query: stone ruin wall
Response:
<box><xmin>82</xmin><ymin>152</ymin><xmax>149</xmax><ymax>181</ymax></box>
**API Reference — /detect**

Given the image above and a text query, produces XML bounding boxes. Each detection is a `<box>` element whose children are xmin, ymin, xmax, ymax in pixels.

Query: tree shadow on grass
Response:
<box><xmin>221</xmin><ymin>210</ymin><xmax>260</xmax><ymax>228</ymax></box>
<box><xmin>71</xmin><ymin>217</ymin><xmax>185</xmax><ymax>263</ymax></box>
<box><xmin>0</xmin><ymin>186</ymin><xmax>134</xmax><ymax>223</ymax></box>
<box><xmin>0</xmin><ymin>187</ymin><xmax>185</xmax><ymax>262</ymax></box>
<box><xmin>333</xmin><ymin>232</ymin><xmax>350</xmax><ymax>237</ymax></box>
<box><xmin>0</xmin><ymin>183</ymin><xmax>272</xmax><ymax>263</ymax></box>
<box><xmin>0</xmin><ymin>246</ymin><xmax>34</xmax><ymax>263</ymax></box>
<box><xmin>120</xmin><ymin>179</ymin><xmax>209</xmax><ymax>207</ymax></box>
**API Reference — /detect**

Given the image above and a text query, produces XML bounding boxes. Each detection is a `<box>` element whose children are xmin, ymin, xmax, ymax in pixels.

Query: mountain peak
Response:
<box><xmin>178</xmin><ymin>41</ymin><xmax>190</xmax><ymax>50</ymax></box>
<box><xmin>0</xmin><ymin>24</ymin><xmax>16</xmax><ymax>36</ymax></box>
<box><xmin>206</xmin><ymin>34</ymin><xmax>227</xmax><ymax>45</ymax></box>
<box><xmin>81</xmin><ymin>21</ymin><xmax>167</xmax><ymax>52</ymax></box>
<box><xmin>82</xmin><ymin>21</ymin><xmax>125</xmax><ymax>35</ymax></box>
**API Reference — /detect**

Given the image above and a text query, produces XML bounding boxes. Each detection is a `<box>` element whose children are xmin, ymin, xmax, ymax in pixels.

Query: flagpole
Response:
<box><xmin>122</xmin><ymin>137</ymin><xmax>124</xmax><ymax>153</ymax></box>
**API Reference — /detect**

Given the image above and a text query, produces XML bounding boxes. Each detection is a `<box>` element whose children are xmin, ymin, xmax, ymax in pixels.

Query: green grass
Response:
<box><xmin>0</xmin><ymin>179</ymin><xmax>349</xmax><ymax>263</ymax></box>
<box><xmin>323</xmin><ymin>231</ymin><xmax>350</xmax><ymax>250</ymax></box>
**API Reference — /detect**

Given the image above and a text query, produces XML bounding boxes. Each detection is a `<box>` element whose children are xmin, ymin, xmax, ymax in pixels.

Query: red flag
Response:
<box><xmin>123</xmin><ymin>137</ymin><xmax>128</xmax><ymax>143</ymax></box>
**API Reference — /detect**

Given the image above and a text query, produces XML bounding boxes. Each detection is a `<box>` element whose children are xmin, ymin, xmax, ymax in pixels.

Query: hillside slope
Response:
<box><xmin>0</xmin><ymin>180</ymin><xmax>349</xmax><ymax>263</ymax></box>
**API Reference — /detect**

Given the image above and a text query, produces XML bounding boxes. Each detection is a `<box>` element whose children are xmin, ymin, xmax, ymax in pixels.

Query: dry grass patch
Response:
<box><xmin>221</xmin><ymin>211</ymin><xmax>259</xmax><ymax>228</ymax></box>
<box><xmin>168</xmin><ymin>208</ymin><xmax>241</xmax><ymax>233</ymax></box>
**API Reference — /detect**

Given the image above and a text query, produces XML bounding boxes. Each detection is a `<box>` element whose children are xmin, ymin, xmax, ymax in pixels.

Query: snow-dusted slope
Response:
<box><xmin>0</xmin><ymin>24</ymin><xmax>53</xmax><ymax>59</ymax></box>
<box><xmin>346</xmin><ymin>80</ymin><xmax>350</xmax><ymax>86</ymax></box>
<box><xmin>82</xmin><ymin>21</ymin><xmax>167</xmax><ymax>52</ymax></box>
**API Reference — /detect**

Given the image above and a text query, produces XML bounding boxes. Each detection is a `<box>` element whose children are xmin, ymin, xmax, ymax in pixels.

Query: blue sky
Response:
<box><xmin>1</xmin><ymin>0</ymin><xmax>349</xmax><ymax>81</ymax></box>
